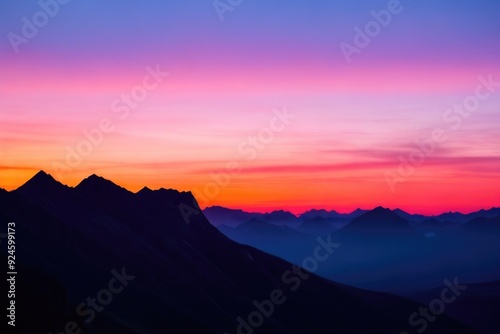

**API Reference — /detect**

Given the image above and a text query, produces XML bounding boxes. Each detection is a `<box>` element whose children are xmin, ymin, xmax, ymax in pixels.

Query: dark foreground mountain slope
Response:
<box><xmin>0</xmin><ymin>171</ymin><xmax>473</xmax><ymax>333</ymax></box>
<box><xmin>409</xmin><ymin>280</ymin><xmax>500</xmax><ymax>334</ymax></box>
<box><xmin>463</xmin><ymin>214</ymin><xmax>500</xmax><ymax>234</ymax></box>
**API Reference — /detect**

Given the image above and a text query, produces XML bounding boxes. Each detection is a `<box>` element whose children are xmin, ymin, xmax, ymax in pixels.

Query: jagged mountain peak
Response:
<box><xmin>26</xmin><ymin>170</ymin><xmax>56</xmax><ymax>183</ymax></box>
<box><xmin>75</xmin><ymin>173</ymin><xmax>131</xmax><ymax>195</ymax></box>
<box><xmin>337</xmin><ymin>206</ymin><xmax>419</xmax><ymax>238</ymax></box>
<box><xmin>355</xmin><ymin>206</ymin><xmax>399</xmax><ymax>221</ymax></box>
<box><xmin>16</xmin><ymin>170</ymin><xmax>65</xmax><ymax>193</ymax></box>
<box><xmin>136</xmin><ymin>186</ymin><xmax>153</xmax><ymax>195</ymax></box>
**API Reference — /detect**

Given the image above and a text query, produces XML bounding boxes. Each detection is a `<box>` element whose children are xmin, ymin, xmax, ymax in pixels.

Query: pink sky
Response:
<box><xmin>1</xmin><ymin>1</ymin><xmax>499</xmax><ymax>214</ymax></box>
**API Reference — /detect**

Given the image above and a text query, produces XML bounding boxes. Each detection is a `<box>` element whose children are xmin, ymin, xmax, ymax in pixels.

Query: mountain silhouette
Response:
<box><xmin>204</xmin><ymin>206</ymin><xmax>264</xmax><ymax>227</ymax></box>
<box><xmin>1</xmin><ymin>171</ymin><xmax>473</xmax><ymax>333</ymax></box>
<box><xmin>337</xmin><ymin>206</ymin><xmax>420</xmax><ymax>239</ymax></box>
<box><xmin>412</xmin><ymin>218</ymin><xmax>459</xmax><ymax>236</ymax></box>
<box><xmin>296</xmin><ymin>216</ymin><xmax>339</xmax><ymax>236</ymax></box>
<box><xmin>76</xmin><ymin>173</ymin><xmax>131</xmax><ymax>195</ymax></box>
<box><xmin>189</xmin><ymin>204</ymin><xmax>500</xmax><ymax>300</ymax></box>
<box><xmin>16</xmin><ymin>170</ymin><xmax>69</xmax><ymax>197</ymax></box>
<box><xmin>203</xmin><ymin>206</ymin><xmax>299</xmax><ymax>227</ymax></box>
<box><xmin>433</xmin><ymin>207</ymin><xmax>500</xmax><ymax>223</ymax></box>
<box><xmin>393</xmin><ymin>208</ymin><xmax>428</xmax><ymax>223</ymax></box>
<box><xmin>230</xmin><ymin>218</ymin><xmax>305</xmax><ymax>237</ymax></box>
<box><xmin>299</xmin><ymin>208</ymin><xmax>367</xmax><ymax>222</ymax></box>
<box><xmin>463</xmin><ymin>214</ymin><xmax>500</xmax><ymax>233</ymax></box>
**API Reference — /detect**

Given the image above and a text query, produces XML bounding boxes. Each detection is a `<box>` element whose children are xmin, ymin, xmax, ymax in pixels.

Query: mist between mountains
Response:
<box><xmin>179</xmin><ymin>106</ymin><xmax>295</xmax><ymax>225</ymax></box>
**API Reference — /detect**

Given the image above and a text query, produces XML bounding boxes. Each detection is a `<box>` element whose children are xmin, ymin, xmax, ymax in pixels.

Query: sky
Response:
<box><xmin>1</xmin><ymin>0</ymin><xmax>499</xmax><ymax>215</ymax></box>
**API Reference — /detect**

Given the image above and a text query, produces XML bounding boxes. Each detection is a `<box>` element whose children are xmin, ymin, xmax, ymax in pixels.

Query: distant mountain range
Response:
<box><xmin>212</xmin><ymin>203</ymin><xmax>500</xmax><ymax>303</ymax></box>
<box><xmin>335</xmin><ymin>206</ymin><xmax>421</xmax><ymax>239</ymax></box>
<box><xmin>205</xmin><ymin>205</ymin><xmax>500</xmax><ymax>237</ymax></box>
<box><xmin>203</xmin><ymin>206</ymin><xmax>299</xmax><ymax>227</ymax></box>
<box><xmin>0</xmin><ymin>171</ymin><xmax>474</xmax><ymax>333</ymax></box>
<box><xmin>203</xmin><ymin>206</ymin><xmax>368</xmax><ymax>227</ymax></box>
<box><xmin>394</xmin><ymin>207</ymin><xmax>500</xmax><ymax>224</ymax></box>
<box><xmin>463</xmin><ymin>214</ymin><xmax>500</xmax><ymax>233</ymax></box>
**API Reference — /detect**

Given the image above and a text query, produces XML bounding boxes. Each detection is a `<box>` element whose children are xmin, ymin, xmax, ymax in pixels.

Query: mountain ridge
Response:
<box><xmin>1</xmin><ymin>170</ymin><xmax>473</xmax><ymax>333</ymax></box>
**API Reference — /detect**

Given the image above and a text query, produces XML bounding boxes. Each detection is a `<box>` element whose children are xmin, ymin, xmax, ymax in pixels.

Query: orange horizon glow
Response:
<box><xmin>2</xmin><ymin>169</ymin><xmax>499</xmax><ymax>217</ymax></box>
<box><xmin>2</xmin><ymin>2</ymin><xmax>500</xmax><ymax>217</ymax></box>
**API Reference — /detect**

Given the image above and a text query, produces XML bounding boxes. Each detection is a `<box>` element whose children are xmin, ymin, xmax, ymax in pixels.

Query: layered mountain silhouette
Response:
<box><xmin>463</xmin><ymin>214</ymin><xmax>500</xmax><ymax>234</ymax></box>
<box><xmin>436</xmin><ymin>208</ymin><xmax>500</xmax><ymax>223</ymax></box>
<box><xmin>223</xmin><ymin>218</ymin><xmax>306</xmax><ymax>238</ymax></box>
<box><xmin>335</xmin><ymin>206</ymin><xmax>420</xmax><ymax>239</ymax></box>
<box><xmin>218</xmin><ymin>219</ymin><xmax>317</xmax><ymax>264</ymax></box>
<box><xmin>412</xmin><ymin>218</ymin><xmax>459</xmax><ymax>236</ymax></box>
<box><xmin>393</xmin><ymin>208</ymin><xmax>428</xmax><ymax>223</ymax></box>
<box><xmin>204</xmin><ymin>206</ymin><xmax>367</xmax><ymax>232</ymax></box>
<box><xmin>214</xmin><ymin>203</ymin><xmax>500</xmax><ymax>307</ymax></box>
<box><xmin>394</xmin><ymin>207</ymin><xmax>500</xmax><ymax>224</ymax></box>
<box><xmin>203</xmin><ymin>206</ymin><xmax>300</xmax><ymax>227</ymax></box>
<box><xmin>0</xmin><ymin>171</ymin><xmax>474</xmax><ymax>333</ymax></box>
<box><xmin>299</xmin><ymin>208</ymin><xmax>367</xmax><ymax>222</ymax></box>
<box><xmin>296</xmin><ymin>216</ymin><xmax>340</xmax><ymax>236</ymax></box>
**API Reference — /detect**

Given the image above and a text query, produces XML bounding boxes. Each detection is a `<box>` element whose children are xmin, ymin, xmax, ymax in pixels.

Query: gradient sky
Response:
<box><xmin>1</xmin><ymin>0</ymin><xmax>500</xmax><ymax>214</ymax></box>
